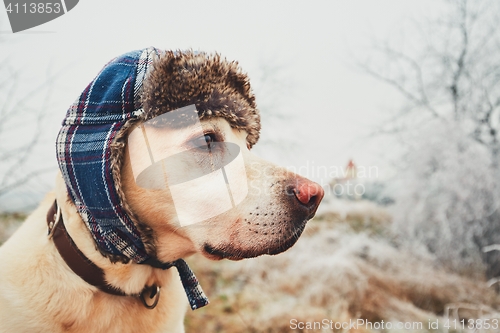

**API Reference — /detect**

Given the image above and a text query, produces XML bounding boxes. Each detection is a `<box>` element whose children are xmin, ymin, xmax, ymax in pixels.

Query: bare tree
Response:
<box><xmin>360</xmin><ymin>0</ymin><xmax>500</xmax><ymax>152</ymax></box>
<box><xmin>0</xmin><ymin>66</ymin><xmax>53</xmax><ymax>198</ymax></box>
<box><xmin>357</xmin><ymin>0</ymin><xmax>500</xmax><ymax>278</ymax></box>
<box><xmin>0</xmin><ymin>19</ymin><xmax>57</xmax><ymax>206</ymax></box>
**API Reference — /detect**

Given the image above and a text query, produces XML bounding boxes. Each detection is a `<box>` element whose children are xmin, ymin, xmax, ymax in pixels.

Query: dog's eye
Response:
<box><xmin>192</xmin><ymin>133</ymin><xmax>217</xmax><ymax>150</ymax></box>
<box><xmin>204</xmin><ymin>134</ymin><xmax>215</xmax><ymax>146</ymax></box>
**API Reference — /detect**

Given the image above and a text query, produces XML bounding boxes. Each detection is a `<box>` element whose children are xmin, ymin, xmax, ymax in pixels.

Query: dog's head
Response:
<box><xmin>57</xmin><ymin>48</ymin><xmax>323</xmax><ymax>266</ymax></box>
<box><xmin>116</xmin><ymin>51</ymin><xmax>324</xmax><ymax>262</ymax></box>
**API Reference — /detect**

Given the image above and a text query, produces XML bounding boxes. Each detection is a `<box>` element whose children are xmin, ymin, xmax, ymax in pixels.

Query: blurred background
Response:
<box><xmin>1</xmin><ymin>0</ymin><xmax>500</xmax><ymax>332</ymax></box>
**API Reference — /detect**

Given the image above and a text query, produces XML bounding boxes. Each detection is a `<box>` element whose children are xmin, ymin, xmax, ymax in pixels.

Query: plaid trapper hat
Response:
<box><xmin>56</xmin><ymin>47</ymin><xmax>208</xmax><ymax>310</ymax></box>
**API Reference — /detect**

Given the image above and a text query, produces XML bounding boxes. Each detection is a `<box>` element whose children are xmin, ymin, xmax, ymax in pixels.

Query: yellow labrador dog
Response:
<box><xmin>0</xmin><ymin>48</ymin><xmax>323</xmax><ymax>333</ymax></box>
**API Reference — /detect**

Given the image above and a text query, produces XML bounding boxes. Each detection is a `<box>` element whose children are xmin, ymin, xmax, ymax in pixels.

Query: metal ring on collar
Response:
<box><xmin>139</xmin><ymin>284</ymin><xmax>161</xmax><ymax>309</ymax></box>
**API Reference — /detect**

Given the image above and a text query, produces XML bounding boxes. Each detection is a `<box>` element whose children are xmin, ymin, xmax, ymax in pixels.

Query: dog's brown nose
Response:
<box><xmin>293</xmin><ymin>180</ymin><xmax>324</xmax><ymax>210</ymax></box>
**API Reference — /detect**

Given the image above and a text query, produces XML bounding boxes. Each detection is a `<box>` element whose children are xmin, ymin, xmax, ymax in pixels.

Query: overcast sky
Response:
<box><xmin>0</xmin><ymin>0</ymin><xmax>438</xmax><ymax>210</ymax></box>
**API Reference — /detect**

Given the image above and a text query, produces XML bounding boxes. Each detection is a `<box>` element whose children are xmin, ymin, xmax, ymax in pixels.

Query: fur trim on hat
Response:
<box><xmin>110</xmin><ymin>117</ymin><xmax>154</xmax><ymax>263</ymax></box>
<box><xmin>141</xmin><ymin>50</ymin><xmax>261</xmax><ymax>147</ymax></box>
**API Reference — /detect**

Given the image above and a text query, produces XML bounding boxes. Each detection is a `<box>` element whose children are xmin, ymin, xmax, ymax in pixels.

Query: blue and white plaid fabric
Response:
<box><xmin>56</xmin><ymin>47</ymin><xmax>208</xmax><ymax>310</ymax></box>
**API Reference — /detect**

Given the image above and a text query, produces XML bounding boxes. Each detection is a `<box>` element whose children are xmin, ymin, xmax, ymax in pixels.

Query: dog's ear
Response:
<box><xmin>140</xmin><ymin>51</ymin><xmax>261</xmax><ymax>148</ymax></box>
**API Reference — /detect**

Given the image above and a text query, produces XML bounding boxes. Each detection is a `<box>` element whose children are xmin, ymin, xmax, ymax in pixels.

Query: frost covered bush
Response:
<box><xmin>389</xmin><ymin>120</ymin><xmax>499</xmax><ymax>277</ymax></box>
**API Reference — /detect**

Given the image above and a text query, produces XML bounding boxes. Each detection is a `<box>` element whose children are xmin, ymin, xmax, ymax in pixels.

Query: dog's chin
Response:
<box><xmin>201</xmin><ymin>223</ymin><xmax>307</xmax><ymax>261</ymax></box>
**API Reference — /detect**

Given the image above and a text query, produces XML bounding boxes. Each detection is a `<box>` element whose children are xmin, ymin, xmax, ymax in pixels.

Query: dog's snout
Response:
<box><xmin>292</xmin><ymin>180</ymin><xmax>324</xmax><ymax>211</ymax></box>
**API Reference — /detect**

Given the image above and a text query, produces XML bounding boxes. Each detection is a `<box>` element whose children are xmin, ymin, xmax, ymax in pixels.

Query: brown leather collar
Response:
<box><xmin>47</xmin><ymin>200</ymin><xmax>160</xmax><ymax>309</ymax></box>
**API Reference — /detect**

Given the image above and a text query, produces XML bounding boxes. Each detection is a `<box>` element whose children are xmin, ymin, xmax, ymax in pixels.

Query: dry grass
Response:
<box><xmin>0</xmin><ymin>212</ymin><xmax>25</xmax><ymax>245</ymax></box>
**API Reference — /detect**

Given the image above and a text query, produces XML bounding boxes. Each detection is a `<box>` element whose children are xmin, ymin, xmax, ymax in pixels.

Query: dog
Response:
<box><xmin>0</xmin><ymin>48</ymin><xmax>324</xmax><ymax>333</ymax></box>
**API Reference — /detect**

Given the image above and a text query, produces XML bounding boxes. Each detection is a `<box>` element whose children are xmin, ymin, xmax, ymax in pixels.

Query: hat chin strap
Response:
<box><xmin>47</xmin><ymin>200</ymin><xmax>209</xmax><ymax>310</ymax></box>
<box><xmin>140</xmin><ymin>257</ymin><xmax>210</xmax><ymax>310</ymax></box>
